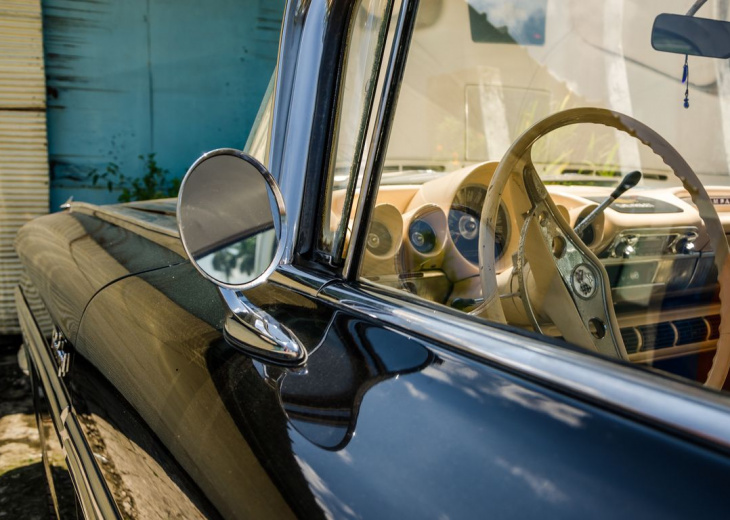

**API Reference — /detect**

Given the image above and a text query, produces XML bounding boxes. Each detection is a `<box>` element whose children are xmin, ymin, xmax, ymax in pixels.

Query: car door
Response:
<box><xmin>70</xmin><ymin>254</ymin><xmax>730</xmax><ymax>519</ymax></box>
<box><xmin>46</xmin><ymin>0</ymin><xmax>730</xmax><ymax>518</ymax></box>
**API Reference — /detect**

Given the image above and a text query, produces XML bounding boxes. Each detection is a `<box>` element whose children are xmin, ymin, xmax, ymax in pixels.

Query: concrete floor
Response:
<box><xmin>0</xmin><ymin>343</ymin><xmax>50</xmax><ymax>518</ymax></box>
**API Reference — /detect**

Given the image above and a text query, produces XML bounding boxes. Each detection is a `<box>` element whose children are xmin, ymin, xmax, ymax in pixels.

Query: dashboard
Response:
<box><xmin>331</xmin><ymin>161</ymin><xmax>730</xmax><ymax>371</ymax></box>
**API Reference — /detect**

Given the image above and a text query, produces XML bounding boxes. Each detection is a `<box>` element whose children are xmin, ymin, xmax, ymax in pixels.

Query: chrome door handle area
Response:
<box><xmin>220</xmin><ymin>289</ymin><xmax>307</xmax><ymax>365</ymax></box>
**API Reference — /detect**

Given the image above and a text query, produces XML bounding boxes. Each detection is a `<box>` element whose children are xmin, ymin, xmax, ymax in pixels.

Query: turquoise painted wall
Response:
<box><xmin>43</xmin><ymin>0</ymin><xmax>284</xmax><ymax>210</ymax></box>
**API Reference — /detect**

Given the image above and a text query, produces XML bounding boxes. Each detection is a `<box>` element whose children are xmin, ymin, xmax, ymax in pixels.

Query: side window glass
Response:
<box><xmin>353</xmin><ymin>1</ymin><xmax>730</xmax><ymax>394</ymax></box>
<box><xmin>317</xmin><ymin>0</ymin><xmax>394</xmax><ymax>264</ymax></box>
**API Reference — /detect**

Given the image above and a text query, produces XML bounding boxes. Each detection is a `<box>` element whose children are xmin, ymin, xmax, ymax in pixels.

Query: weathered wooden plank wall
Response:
<box><xmin>0</xmin><ymin>0</ymin><xmax>49</xmax><ymax>334</ymax></box>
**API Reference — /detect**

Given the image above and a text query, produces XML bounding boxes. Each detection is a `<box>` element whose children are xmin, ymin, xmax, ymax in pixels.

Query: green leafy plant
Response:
<box><xmin>211</xmin><ymin>239</ymin><xmax>257</xmax><ymax>281</ymax></box>
<box><xmin>90</xmin><ymin>154</ymin><xmax>181</xmax><ymax>203</ymax></box>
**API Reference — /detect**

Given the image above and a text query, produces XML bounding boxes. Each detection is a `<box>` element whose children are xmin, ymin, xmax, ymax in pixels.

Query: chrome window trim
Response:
<box><xmin>267</xmin><ymin>0</ymin><xmax>301</xmax><ymax>186</ymax></box>
<box><xmin>269</xmin><ymin>0</ymin><xmax>402</xmax><ymax>267</ymax></box>
<box><xmin>244</xmin><ymin>72</ymin><xmax>276</xmax><ymax>166</ymax></box>
<box><xmin>325</xmin><ymin>0</ymin><xmax>396</xmax><ymax>264</ymax></box>
<box><xmin>268</xmin><ymin>0</ymin><xmax>330</xmax><ymax>264</ymax></box>
<box><xmin>343</xmin><ymin>0</ymin><xmax>420</xmax><ymax>280</ymax></box>
<box><xmin>271</xmin><ymin>264</ymin><xmax>730</xmax><ymax>451</ymax></box>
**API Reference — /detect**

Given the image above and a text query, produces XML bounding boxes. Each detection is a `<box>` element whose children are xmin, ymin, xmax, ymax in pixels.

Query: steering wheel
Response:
<box><xmin>474</xmin><ymin>107</ymin><xmax>730</xmax><ymax>389</ymax></box>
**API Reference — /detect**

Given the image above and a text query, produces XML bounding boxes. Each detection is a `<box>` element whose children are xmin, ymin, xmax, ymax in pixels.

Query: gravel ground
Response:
<box><xmin>0</xmin><ymin>343</ymin><xmax>50</xmax><ymax>518</ymax></box>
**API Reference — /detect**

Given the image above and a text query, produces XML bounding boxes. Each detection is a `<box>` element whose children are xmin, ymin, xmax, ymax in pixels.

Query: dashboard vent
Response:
<box><xmin>707</xmin><ymin>314</ymin><xmax>721</xmax><ymax>340</ymax></box>
<box><xmin>637</xmin><ymin>323</ymin><xmax>676</xmax><ymax>351</ymax></box>
<box><xmin>620</xmin><ymin>328</ymin><xmax>641</xmax><ymax>354</ymax></box>
<box><xmin>673</xmin><ymin>318</ymin><xmax>709</xmax><ymax>345</ymax></box>
<box><xmin>621</xmin><ymin>315</ymin><xmax>719</xmax><ymax>355</ymax></box>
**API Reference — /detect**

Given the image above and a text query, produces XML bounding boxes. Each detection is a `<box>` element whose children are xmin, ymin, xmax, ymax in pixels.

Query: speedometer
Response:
<box><xmin>448</xmin><ymin>185</ymin><xmax>509</xmax><ymax>265</ymax></box>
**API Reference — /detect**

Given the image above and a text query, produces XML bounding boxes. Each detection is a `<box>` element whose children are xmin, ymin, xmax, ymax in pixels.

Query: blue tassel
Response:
<box><xmin>682</xmin><ymin>55</ymin><xmax>690</xmax><ymax>109</ymax></box>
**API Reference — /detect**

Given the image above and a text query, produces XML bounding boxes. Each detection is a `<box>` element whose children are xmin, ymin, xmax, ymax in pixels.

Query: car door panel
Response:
<box><xmin>68</xmin><ymin>354</ymin><xmax>223</xmax><ymax>519</ymax></box>
<box><xmin>71</xmin><ymin>261</ymin><xmax>730</xmax><ymax>519</ymax></box>
<box><xmin>74</xmin><ymin>262</ymin><xmax>302</xmax><ymax>519</ymax></box>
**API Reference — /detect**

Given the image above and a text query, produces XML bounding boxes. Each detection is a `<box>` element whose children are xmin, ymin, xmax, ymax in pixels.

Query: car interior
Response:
<box><xmin>324</xmin><ymin>0</ymin><xmax>730</xmax><ymax>390</ymax></box>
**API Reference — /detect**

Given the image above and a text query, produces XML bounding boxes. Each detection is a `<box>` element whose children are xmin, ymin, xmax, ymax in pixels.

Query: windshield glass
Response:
<box><xmin>377</xmin><ymin>0</ymin><xmax>730</xmax><ymax>188</ymax></box>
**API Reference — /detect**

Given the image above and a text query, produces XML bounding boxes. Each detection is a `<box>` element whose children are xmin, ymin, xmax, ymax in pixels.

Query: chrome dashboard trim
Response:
<box><xmin>269</xmin><ymin>267</ymin><xmax>730</xmax><ymax>451</ymax></box>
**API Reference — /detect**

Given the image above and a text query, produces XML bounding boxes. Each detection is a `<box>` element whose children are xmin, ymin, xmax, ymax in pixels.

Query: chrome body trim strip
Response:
<box><xmin>67</xmin><ymin>201</ymin><xmax>179</xmax><ymax>238</ymax></box>
<box><xmin>273</xmin><ymin>263</ymin><xmax>329</xmax><ymax>297</ymax></box>
<box><xmin>16</xmin><ymin>286</ymin><xmax>121</xmax><ymax>520</ymax></box>
<box><xmin>269</xmin><ymin>266</ymin><xmax>730</xmax><ymax>450</ymax></box>
<box><xmin>323</xmin><ymin>282</ymin><xmax>730</xmax><ymax>448</ymax></box>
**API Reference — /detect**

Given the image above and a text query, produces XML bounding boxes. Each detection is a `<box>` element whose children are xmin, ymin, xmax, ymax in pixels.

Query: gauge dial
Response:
<box><xmin>448</xmin><ymin>185</ymin><xmax>509</xmax><ymax>264</ymax></box>
<box><xmin>409</xmin><ymin>220</ymin><xmax>437</xmax><ymax>254</ymax></box>
<box><xmin>366</xmin><ymin>221</ymin><xmax>392</xmax><ymax>256</ymax></box>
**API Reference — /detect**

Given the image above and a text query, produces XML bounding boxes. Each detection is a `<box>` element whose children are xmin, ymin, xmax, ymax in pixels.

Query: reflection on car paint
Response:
<box><xmin>280</xmin><ymin>314</ymin><xmax>434</xmax><ymax>449</ymax></box>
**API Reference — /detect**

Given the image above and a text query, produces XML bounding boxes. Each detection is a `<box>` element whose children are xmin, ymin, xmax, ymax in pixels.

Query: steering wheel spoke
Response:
<box><xmin>520</xmin><ymin>167</ymin><xmax>625</xmax><ymax>358</ymax></box>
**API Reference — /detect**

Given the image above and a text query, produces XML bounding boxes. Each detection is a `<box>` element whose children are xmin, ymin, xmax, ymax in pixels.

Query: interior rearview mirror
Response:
<box><xmin>177</xmin><ymin>149</ymin><xmax>286</xmax><ymax>290</ymax></box>
<box><xmin>652</xmin><ymin>13</ymin><xmax>730</xmax><ymax>59</ymax></box>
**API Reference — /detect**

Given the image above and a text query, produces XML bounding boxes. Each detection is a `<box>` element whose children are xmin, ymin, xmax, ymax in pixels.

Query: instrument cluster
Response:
<box><xmin>359</xmin><ymin>161</ymin><xmax>719</xmax><ymax>314</ymax></box>
<box><xmin>448</xmin><ymin>185</ymin><xmax>510</xmax><ymax>265</ymax></box>
<box><xmin>361</xmin><ymin>168</ymin><xmax>515</xmax><ymax>302</ymax></box>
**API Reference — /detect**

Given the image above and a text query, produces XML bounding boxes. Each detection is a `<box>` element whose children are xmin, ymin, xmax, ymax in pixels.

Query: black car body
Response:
<box><xmin>13</xmin><ymin>0</ymin><xmax>730</xmax><ymax>518</ymax></box>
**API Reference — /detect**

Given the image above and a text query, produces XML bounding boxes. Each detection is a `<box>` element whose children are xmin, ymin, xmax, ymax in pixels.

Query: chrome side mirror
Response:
<box><xmin>178</xmin><ymin>149</ymin><xmax>306</xmax><ymax>365</ymax></box>
<box><xmin>177</xmin><ymin>149</ymin><xmax>285</xmax><ymax>290</ymax></box>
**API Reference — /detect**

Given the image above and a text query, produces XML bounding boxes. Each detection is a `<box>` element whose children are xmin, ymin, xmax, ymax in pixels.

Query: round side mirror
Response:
<box><xmin>177</xmin><ymin>149</ymin><xmax>286</xmax><ymax>290</ymax></box>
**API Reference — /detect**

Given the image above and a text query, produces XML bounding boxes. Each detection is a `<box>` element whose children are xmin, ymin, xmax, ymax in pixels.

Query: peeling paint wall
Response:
<box><xmin>42</xmin><ymin>0</ymin><xmax>284</xmax><ymax>209</ymax></box>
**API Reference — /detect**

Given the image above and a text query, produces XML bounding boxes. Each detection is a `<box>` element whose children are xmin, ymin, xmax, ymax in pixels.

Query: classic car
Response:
<box><xmin>13</xmin><ymin>0</ymin><xmax>730</xmax><ymax>518</ymax></box>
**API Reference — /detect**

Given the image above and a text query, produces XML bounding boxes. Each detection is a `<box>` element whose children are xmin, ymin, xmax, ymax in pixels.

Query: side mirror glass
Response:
<box><xmin>177</xmin><ymin>149</ymin><xmax>285</xmax><ymax>290</ymax></box>
<box><xmin>652</xmin><ymin>13</ymin><xmax>730</xmax><ymax>59</ymax></box>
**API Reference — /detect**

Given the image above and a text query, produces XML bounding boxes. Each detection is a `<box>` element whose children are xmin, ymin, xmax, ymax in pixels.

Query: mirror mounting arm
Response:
<box><xmin>178</xmin><ymin>149</ymin><xmax>303</xmax><ymax>365</ymax></box>
<box><xmin>221</xmin><ymin>288</ymin><xmax>307</xmax><ymax>366</ymax></box>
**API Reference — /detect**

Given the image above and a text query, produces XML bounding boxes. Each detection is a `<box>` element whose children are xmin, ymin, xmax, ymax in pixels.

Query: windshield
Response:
<box><xmin>379</xmin><ymin>0</ymin><xmax>730</xmax><ymax>188</ymax></box>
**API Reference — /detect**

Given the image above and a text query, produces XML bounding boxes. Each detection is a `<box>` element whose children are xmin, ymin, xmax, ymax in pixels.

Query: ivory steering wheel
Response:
<box><xmin>474</xmin><ymin>107</ymin><xmax>730</xmax><ymax>389</ymax></box>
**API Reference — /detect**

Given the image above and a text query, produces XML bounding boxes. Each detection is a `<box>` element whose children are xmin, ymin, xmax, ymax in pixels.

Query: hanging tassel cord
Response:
<box><xmin>683</xmin><ymin>55</ymin><xmax>690</xmax><ymax>108</ymax></box>
<box><xmin>680</xmin><ymin>0</ymin><xmax>709</xmax><ymax>108</ymax></box>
